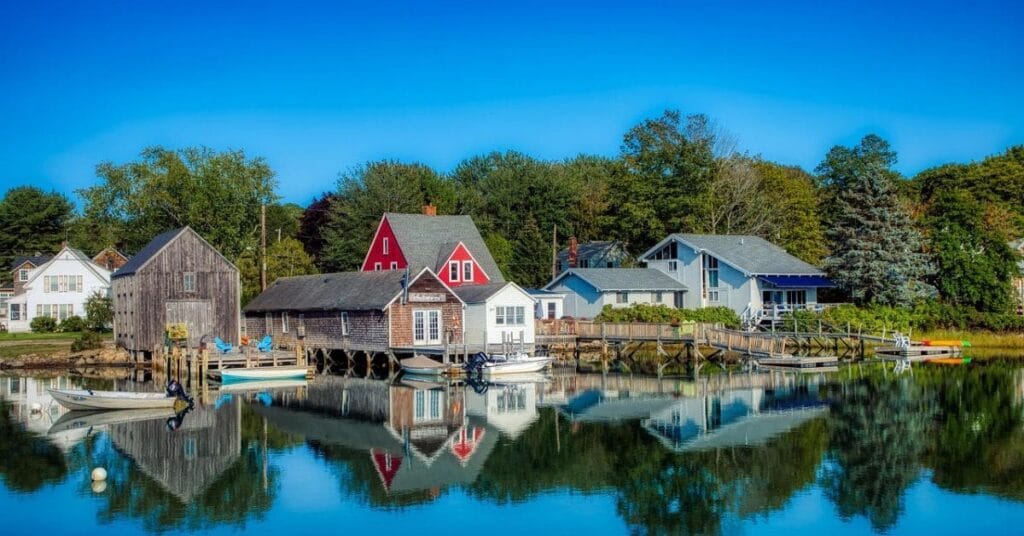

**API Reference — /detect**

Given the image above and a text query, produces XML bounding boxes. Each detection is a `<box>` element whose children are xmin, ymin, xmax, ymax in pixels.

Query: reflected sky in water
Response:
<box><xmin>1</xmin><ymin>365</ymin><xmax>1024</xmax><ymax>535</ymax></box>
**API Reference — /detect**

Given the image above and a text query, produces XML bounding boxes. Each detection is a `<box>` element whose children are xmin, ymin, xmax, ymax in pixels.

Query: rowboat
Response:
<box><xmin>219</xmin><ymin>365</ymin><xmax>308</xmax><ymax>383</ymax></box>
<box><xmin>400</xmin><ymin>355</ymin><xmax>462</xmax><ymax>376</ymax></box>
<box><xmin>48</xmin><ymin>408</ymin><xmax>178</xmax><ymax>435</ymax></box>
<box><xmin>49</xmin><ymin>389</ymin><xmax>181</xmax><ymax>411</ymax></box>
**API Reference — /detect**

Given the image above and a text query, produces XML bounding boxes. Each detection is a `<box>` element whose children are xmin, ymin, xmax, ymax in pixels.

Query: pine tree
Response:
<box><xmin>820</xmin><ymin>136</ymin><xmax>933</xmax><ymax>306</ymax></box>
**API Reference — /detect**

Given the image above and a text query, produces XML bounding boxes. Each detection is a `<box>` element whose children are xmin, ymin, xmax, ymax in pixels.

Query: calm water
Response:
<box><xmin>2</xmin><ymin>365</ymin><xmax>1024</xmax><ymax>535</ymax></box>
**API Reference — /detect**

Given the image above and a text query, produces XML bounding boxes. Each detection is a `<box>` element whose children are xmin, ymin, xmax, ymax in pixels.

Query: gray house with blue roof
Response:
<box><xmin>640</xmin><ymin>234</ymin><xmax>834</xmax><ymax>325</ymax></box>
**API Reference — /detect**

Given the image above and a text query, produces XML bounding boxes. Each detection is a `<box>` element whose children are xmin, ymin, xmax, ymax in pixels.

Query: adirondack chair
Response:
<box><xmin>256</xmin><ymin>335</ymin><xmax>273</xmax><ymax>352</ymax></box>
<box><xmin>214</xmin><ymin>337</ymin><xmax>233</xmax><ymax>354</ymax></box>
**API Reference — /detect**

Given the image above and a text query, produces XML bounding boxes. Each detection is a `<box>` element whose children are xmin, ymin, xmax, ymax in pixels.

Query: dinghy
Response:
<box><xmin>49</xmin><ymin>389</ymin><xmax>181</xmax><ymax>411</ymax></box>
<box><xmin>219</xmin><ymin>365</ymin><xmax>308</xmax><ymax>382</ymax></box>
<box><xmin>399</xmin><ymin>355</ymin><xmax>461</xmax><ymax>376</ymax></box>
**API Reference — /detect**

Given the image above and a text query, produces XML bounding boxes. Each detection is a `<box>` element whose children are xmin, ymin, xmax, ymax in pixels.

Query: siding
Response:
<box><xmin>243</xmin><ymin>309</ymin><xmax>389</xmax><ymax>351</ymax></box>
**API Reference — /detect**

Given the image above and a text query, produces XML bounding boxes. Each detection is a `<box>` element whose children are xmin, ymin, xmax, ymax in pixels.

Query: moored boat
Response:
<box><xmin>48</xmin><ymin>407</ymin><xmax>178</xmax><ymax>435</ymax></box>
<box><xmin>466</xmin><ymin>352</ymin><xmax>554</xmax><ymax>376</ymax></box>
<box><xmin>219</xmin><ymin>365</ymin><xmax>308</xmax><ymax>383</ymax></box>
<box><xmin>400</xmin><ymin>355</ymin><xmax>461</xmax><ymax>376</ymax></box>
<box><xmin>49</xmin><ymin>389</ymin><xmax>181</xmax><ymax>411</ymax></box>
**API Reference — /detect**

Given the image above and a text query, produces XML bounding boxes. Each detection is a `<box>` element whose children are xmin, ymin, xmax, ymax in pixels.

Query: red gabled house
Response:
<box><xmin>361</xmin><ymin>206</ymin><xmax>504</xmax><ymax>288</ymax></box>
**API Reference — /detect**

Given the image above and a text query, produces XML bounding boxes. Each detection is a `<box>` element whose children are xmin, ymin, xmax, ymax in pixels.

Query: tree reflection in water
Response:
<box><xmin>0</xmin><ymin>400</ymin><xmax>68</xmax><ymax>492</ymax></box>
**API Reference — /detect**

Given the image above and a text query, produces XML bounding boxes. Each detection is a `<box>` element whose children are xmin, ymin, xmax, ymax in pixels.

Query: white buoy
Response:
<box><xmin>91</xmin><ymin>480</ymin><xmax>107</xmax><ymax>494</ymax></box>
<box><xmin>91</xmin><ymin>467</ymin><xmax>107</xmax><ymax>481</ymax></box>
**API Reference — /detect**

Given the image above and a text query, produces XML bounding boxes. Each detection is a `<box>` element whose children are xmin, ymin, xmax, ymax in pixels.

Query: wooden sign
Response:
<box><xmin>409</xmin><ymin>292</ymin><xmax>446</xmax><ymax>303</ymax></box>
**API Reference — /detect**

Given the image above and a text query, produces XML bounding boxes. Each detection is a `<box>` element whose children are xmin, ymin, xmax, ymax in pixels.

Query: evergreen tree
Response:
<box><xmin>0</xmin><ymin>186</ymin><xmax>74</xmax><ymax>274</ymax></box>
<box><xmin>819</xmin><ymin>135</ymin><xmax>933</xmax><ymax>306</ymax></box>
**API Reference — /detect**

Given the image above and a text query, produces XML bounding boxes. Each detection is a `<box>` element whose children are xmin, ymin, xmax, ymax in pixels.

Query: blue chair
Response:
<box><xmin>256</xmin><ymin>335</ymin><xmax>273</xmax><ymax>353</ymax></box>
<box><xmin>214</xmin><ymin>337</ymin><xmax>233</xmax><ymax>354</ymax></box>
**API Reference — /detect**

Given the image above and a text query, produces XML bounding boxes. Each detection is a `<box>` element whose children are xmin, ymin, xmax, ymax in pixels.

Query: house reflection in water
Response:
<box><xmin>465</xmin><ymin>377</ymin><xmax>542</xmax><ymax>439</ymax></box>
<box><xmin>109</xmin><ymin>401</ymin><xmax>242</xmax><ymax>502</ymax></box>
<box><xmin>0</xmin><ymin>375</ymin><xmax>90</xmax><ymax>450</ymax></box>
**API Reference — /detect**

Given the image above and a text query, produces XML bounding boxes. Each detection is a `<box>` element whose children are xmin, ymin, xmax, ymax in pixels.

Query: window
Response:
<box><xmin>463</xmin><ymin>261</ymin><xmax>473</xmax><ymax>282</ymax></box>
<box><xmin>265</xmin><ymin>312</ymin><xmax>272</xmax><ymax>333</ymax></box>
<box><xmin>415</xmin><ymin>390</ymin><xmax>425</xmax><ymax>421</ymax></box>
<box><xmin>183</xmin><ymin>272</ymin><xmax>196</xmax><ymax>292</ymax></box>
<box><xmin>706</xmin><ymin>257</ymin><xmax>719</xmax><ymax>288</ymax></box>
<box><xmin>282</xmin><ymin>312</ymin><xmax>289</xmax><ymax>333</ymax></box>
<box><xmin>390</xmin><ymin>261</ymin><xmax>398</xmax><ymax>270</ymax></box>
<box><xmin>449</xmin><ymin>261</ymin><xmax>460</xmax><ymax>282</ymax></box>
<box><xmin>668</xmin><ymin>260</ymin><xmax>678</xmax><ymax>271</ymax></box>
<box><xmin>341</xmin><ymin>312</ymin><xmax>349</xmax><ymax>336</ymax></box>
<box><xmin>18</xmin><ymin>269</ymin><xmax>28</xmax><ymax>281</ymax></box>
<box><xmin>10</xmin><ymin>304</ymin><xmax>20</xmax><ymax>321</ymax></box>
<box><xmin>59</xmin><ymin>275</ymin><xmax>68</xmax><ymax>292</ymax></box>
<box><xmin>429</xmin><ymin>390</ymin><xmax>441</xmax><ymax>419</ymax></box>
<box><xmin>413</xmin><ymin>310</ymin><xmax>441</xmax><ymax>345</ymax></box>
<box><xmin>786</xmin><ymin>290</ymin><xmax>807</xmax><ymax>305</ymax></box>
<box><xmin>655</xmin><ymin>291</ymin><xmax>664</xmax><ymax>303</ymax></box>
<box><xmin>374</xmin><ymin>262</ymin><xmax>382</xmax><ymax>271</ymax></box>
<box><xmin>546</xmin><ymin>302</ymin><xmax>556</xmax><ymax>320</ymax></box>
<box><xmin>383</xmin><ymin>237</ymin><xmax>390</xmax><ymax>255</ymax></box>
<box><xmin>652</xmin><ymin>241</ymin><xmax>678</xmax><ymax>260</ymax></box>
<box><xmin>495</xmin><ymin>306</ymin><xmax>526</xmax><ymax>326</ymax></box>
<box><xmin>616</xmin><ymin>291</ymin><xmax>629</xmax><ymax>304</ymax></box>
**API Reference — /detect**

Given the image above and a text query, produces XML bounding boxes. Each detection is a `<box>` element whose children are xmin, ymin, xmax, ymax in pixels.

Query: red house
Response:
<box><xmin>361</xmin><ymin>207</ymin><xmax>504</xmax><ymax>288</ymax></box>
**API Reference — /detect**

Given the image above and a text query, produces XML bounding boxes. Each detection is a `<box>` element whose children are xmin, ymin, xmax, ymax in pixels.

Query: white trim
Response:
<box><xmin>383</xmin><ymin>267</ymin><xmax>466</xmax><ymax>309</ymax></box>
<box><xmin>374</xmin><ymin>262</ymin><xmax>382</xmax><ymax>271</ymax></box>
<box><xmin>438</xmin><ymin>241</ymin><xmax>491</xmax><ymax>281</ymax></box>
<box><xmin>462</xmin><ymin>260</ymin><xmax>473</xmax><ymax>282</ymax></box>
<box><xmin>412</xmin><ymin>308</ymin><xmax>443</xmax><ymax>345</ymax></box>
<box><xmin>390</xmin><ymin>261</ymin><xmax>398</xmax><ymax>270</ymax></box>
<box><xmin>448</xmin><ymin>261</ymin><xmax>460</xmax><ymax>282</ymax></box>
<box><xmin>383</xmin><ymin>237</ymin><xmax>390</xmax><ymax>255</ymax></box>
<box><xmin>360</xmin><ymin>214</ymin><xmax>390</xmax><ymax>271</ymax></box>
<box><xmin>282</xmin><ymin>311</ymin><xmax>289</xmax><ymax>333</ymax></box>
<box><xmin>640</xmin><ymin>234</ymin><xmax>824</xmax><ymax>278</ymax></box>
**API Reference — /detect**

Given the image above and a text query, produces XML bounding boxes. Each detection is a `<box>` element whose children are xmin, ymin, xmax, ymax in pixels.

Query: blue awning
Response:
<box><xmin>758</xmin><ymin>275</ymin><xmax>835</xmax><ymax>288</ymax></box>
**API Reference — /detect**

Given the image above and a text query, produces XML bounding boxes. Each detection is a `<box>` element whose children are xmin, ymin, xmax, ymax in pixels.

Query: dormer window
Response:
<box><xmin>449</xmin><ymin>261</ymin><xmax>460</xmax><ymax>282</ymax></box>
<box><xmin>18</xmin><ymin>269</ymin><xmax>28</xmax><ymax>281</ymax></box>
<box><xmin>462</xmin><ymin>261</ymin><xmax>473</xmax><ymax>282</ymax></box>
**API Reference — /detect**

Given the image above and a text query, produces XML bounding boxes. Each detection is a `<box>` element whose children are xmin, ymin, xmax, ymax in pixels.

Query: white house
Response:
<box><xmin>640</xmin><ymin>234</ymin><xmax>834</xmax><ymax>325</ymax></box>
<box><xmin>455</xmin><ymin>282</ymin><xmax>537</xmax><ymax>351</ymax></box>
<box><xmin>543</xmin><ymin>268</ymin><xmax>688</xmax><ymax>319</ymax></box>
<box><xmin>527</xmin><ymin>288</ymin><xmax>567</xmax><ymax>320</ymax></box>
<box><xmin>6</xmin><ymin>246</ymin><xmax>111</xmax><ymax>332</ymax></box>
<box><xmin>465</xmin><ymin>380</ymin><xmax>541</xmax><ymax>439</ymax></box>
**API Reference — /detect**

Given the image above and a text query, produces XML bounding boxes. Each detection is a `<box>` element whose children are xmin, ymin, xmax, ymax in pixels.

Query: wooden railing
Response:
<box><xmin>536</xmin><ymin>319</ymin><xmax>715</xmax><ymax>341</ymax></box>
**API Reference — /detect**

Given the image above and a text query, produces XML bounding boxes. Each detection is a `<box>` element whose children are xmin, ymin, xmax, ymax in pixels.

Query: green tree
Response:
<box><xmin>78</xmin><ymin>146</ymin><xmax>278</xmax><ymax>260</ymax></box>
<box><xmin>297</xmin><ymin>193</ymin><xmax>335</xmax><ymax>266</ymax></box>
<box><xmin>925</xmin><ymin>189</ymin><xmax>1017</xmax><ymax>312</ymax></box>
<box><xmin>238</xmin><ymin>237</ymin><xmax>318</xmax><ymax>304</ymax></box>
<box><xmin>319</xmin><ymin>161</ymin><xmax>454</xmax><ymax>272</ymax></box>
<box><xmin>84</xmin><ymin>290</ymin><xmax>114</xmax><ymax>331</ymax></box>
<box><xmin>755</xmin><ymin>161</ymin><xmax>828</xmax><ymax>264</ymax></box>
<box><xmin>0</xmin><ymin>186</ymin><xmax>73</xmax><ymax>276</ymax></box>
<box><xmin>818</xmin><ymin>135</ymin><xmax>932</xmax><ymax>305</ymax></box>
<box><xmin>265</xmin><ymin>202</ymin><xmax>303</xmax><ymax>242</ymax></box>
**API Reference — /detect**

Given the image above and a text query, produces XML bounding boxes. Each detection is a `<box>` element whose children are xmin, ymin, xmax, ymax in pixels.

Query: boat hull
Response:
<box><xmin>220</xmin><ymin>366</ymin><xmax>308</xmax><ymax>382</ymax></box>
<box><xmin>481</xmin><ymin>357</ymin><xmax>554</xmax><ymax>376</ymax></box>
<box><xmin>49</xmin><ymin>389</ymin><xmax>178</xmax><ymax>411</ymax></box>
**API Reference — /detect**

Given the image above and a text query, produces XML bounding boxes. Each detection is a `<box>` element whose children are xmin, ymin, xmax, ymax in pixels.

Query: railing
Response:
<box><xmin>536</xmin><ymin>319</ymin><xmax>714</xmax><ymax>341</ymax></box>
<box><xmin>760</xmin><ymin>303</ymin><xmax>844</xmax><ymax>320</ymax></box>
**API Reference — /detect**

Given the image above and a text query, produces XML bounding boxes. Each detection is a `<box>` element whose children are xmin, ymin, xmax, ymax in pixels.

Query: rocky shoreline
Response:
<box><xmin>0</xmin><ymin>342</ymin><xmax>132</xmax><ymax>370</ymax></box>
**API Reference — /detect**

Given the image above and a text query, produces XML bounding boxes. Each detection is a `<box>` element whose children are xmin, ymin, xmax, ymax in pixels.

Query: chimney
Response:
<box><xmin>568</xmin><ymin>236</ymin><xmax>579</xmax><ymax>268</ymax></box>
<box><xmin>422</xmin><ymin>204</ymin><xmax>437</xmax><ymax>216</ymax></box>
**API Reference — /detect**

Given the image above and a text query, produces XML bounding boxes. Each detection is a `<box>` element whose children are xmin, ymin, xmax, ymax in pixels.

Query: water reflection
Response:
<box><xmin>1</xmin><ymin>365</ymin><xmax>1023</xmax><ymax>534</ymax></box>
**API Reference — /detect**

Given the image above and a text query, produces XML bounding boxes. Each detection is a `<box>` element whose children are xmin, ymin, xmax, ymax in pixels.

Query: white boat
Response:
<box><xmin>477</xmin><ymin>353</ymin><xmax>554</xmax><ymax>376</ymax></box>
<box><xmin>217</xmin><ymin>378</ymin><xmax>308</xmax><ymax>392</ymax></box>
<box><xmin>220</xmin><ymin>365</ymin><xmax>308</xmax><ymax>383</ymax></box>
<box><xmin>49</xmin><ymin>389</ymin><xmax>180</xmax><ymax>411</ymax></box>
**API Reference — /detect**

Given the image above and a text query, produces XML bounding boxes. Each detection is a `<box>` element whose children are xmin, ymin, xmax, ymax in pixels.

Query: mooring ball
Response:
<box><xmin>91</xmin><ymin>467</ymin><xmax>107</xmax><ymax>481</ymax></box>
<box><xmin>91</xmin><ymin>480</ymin><xmax>107</xmax><ymax>493</ymax></box>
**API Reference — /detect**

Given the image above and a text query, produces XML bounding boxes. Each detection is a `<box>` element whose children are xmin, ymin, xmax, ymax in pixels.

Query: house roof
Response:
<box><xmin>9</xmin><ymin>254</ymin><xmax>52</xmax><ymax>271</ymax></box>
<box><xmin>24</xmin><ymin>246</ymin><xmax>110</xmax><ymax>286</ymax></box>
<box><xmin>642</xmin><ymin>234</ymin><xmax>824</xmax><ymax>276</ymax></box>
<box><xmin>453</xmin><ymin>281</ymin><xmax>531</xmax><ymax>304</ymax></box>
<box><xmin>557</xmin><ymin>241</ymin><xmax>625</xmax><ymax>262</ymax></box>
<box><xmin>524</xmin><ymin>288</ymin><xmax>566</xmax><ymax>297</ymax></box>
<box><xmin>113</xmin><ymin>227</ymin><xmax>236</xmax><ymax>278</ymax></box>
<box><xmin>111</xmin><ymin>228</ymin><xmax>184</xmax><ymax>278</ymax></box>
<box><xmin>545</xmin><ymin>268</ymin><xmax>688</xmax><ymax>293</ymax></box>
<box><xmin>244</xmin><ymin>270</ymin><xmax>408</xmax><ymax>312</ymax></box>
<box><xmin>383</xmin><ymin>213</ymin><xmax>504</xmax><ymax>283</ymax></box>
<box><xmin>93</xmin><ymin>247</ymin><xmax>131</xmax><ymax>261</ymax></box>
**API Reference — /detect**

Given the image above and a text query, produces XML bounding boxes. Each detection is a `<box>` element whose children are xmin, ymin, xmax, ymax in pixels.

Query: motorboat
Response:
<box><xmin>466</xmin><ymin>352</ymin><xmax>554</xmax><ymax>376</ymax></box>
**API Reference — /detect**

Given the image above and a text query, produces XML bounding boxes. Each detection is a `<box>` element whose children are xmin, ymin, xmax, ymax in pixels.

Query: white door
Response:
<box><xmin>413</xmin><ymin>309</ymin><xmax>442</xmax><ymax>345</ymax></box>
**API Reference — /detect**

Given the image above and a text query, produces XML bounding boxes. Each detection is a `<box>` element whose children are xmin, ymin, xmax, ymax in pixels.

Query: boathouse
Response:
<box><xmin>543</xmin><ymin>268</ymin><xmax>688</xmax><ymax>319</ymax></box>
<box><xmin>360</xmin><ymin>207</ymin><xmax>504</xmax><ymax>288</ymax></box>
<box><xmin>640</xmin><ymin>234</ymin><xmax>834</xmax><ymax>326</ymax></box>
<box><xmin>242</xmin><ymin>267</ymin><xmax>465</xmax><ymax>359</ymax></box>
<box><xmin>112</xmin><ymin>227</ymin><xmax>241</xmax><ymax>359</ymax></box>
<box><xmin>453</xmin><ymin>282</ymin><xmax>537</xmax><ymax>350</ymax></box>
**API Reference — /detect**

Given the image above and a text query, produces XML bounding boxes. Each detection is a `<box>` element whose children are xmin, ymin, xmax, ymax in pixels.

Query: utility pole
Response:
<box><xmin>260</xmin><ymin>203</ymin><xmax>267</xmax><ymax>291</ymax></box>
<box><xmin>551</xmin><ymin>224</ymin><xmax>557</xmax><ymax>281</ymax></box>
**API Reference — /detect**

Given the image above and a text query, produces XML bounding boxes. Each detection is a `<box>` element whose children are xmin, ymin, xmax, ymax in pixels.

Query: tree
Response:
<box><xmin>818</xmin><ymin>135</ymin><xmax>933</xmax><ymax>306</ymax></box>
<box><xmin>0</xmin><ymin>186</ymin><xmax>73</xmax><ymax>276</ymax></box>
<box><xmin>85</xmin><ymin>290</ymin><xmax>114</xmax><ymax>331</ymax></box>
<box><xmin>297</xmin><ymin>193</ymin><xmax>336</xmax><ymax>266</ymax></box>
<box><xmin>925</xmin><ymin>189</ymin><xmax>1017</xmax><ymax>312</ymax></box>
<box><xmin>319</xmin><ymin>161</ymin><xmax>454</xmax><ymax>272</ymax></box>
<box><xmin>265</xmin><ymin>202</ymin><xmax>303</xmax><ymax>242</ymax></box>
<box><xmin>77</xmin><ymin>146</ymin><xmax>278</xmax><ymax>260</ymax></box>
<box><xmin>755</xmin><ymin>161</ymin><xmax>828</xmax><ymax>264</ymax></box>
<box><xmin>238</xmin><ymin>237</ymin><xmax>318</xmax><ymax>304</ymax></box>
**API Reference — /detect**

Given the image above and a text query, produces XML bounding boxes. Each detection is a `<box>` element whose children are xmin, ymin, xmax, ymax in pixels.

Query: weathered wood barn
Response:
<box><xmin>112</xmin><ymin>226</ymin><xmax>240</xmax><ymax>359</ymax></box>
<box><xmin>242</xmin><ymin>267</ymin><xmax>465</xmax><ymax>365</ymax></box>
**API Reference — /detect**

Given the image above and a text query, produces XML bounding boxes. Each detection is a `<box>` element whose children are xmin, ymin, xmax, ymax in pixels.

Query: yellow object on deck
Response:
<box><xmin>922</xmin><ymin>340</ymin><xmax>970</xmax><ymax>347</ymax></box>
<box><xmin>165</xmin><ymin>323</ymin><xmax>189</xmax><ymax>341</ymax></box>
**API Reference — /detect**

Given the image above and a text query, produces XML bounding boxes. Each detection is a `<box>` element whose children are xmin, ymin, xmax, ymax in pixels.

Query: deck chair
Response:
<box><xmin>256</xmin><ymin>335</ymin><xmax>273</xmax><ymax>352</ymax></box>
<box><xmin>214</xmin><ymin>337</ymin><xmax>233</xmax><ymax>354</ymax></box>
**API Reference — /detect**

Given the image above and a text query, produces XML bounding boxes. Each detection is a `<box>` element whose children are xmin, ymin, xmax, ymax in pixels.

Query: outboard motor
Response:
<box><xmin>464</xmin><ymin>352</ymin><xmax>492</xmax><ymax>375</ymax></box>
<box><xmin>166</xmin><ymin>379</ymin><xmax>194</xmax><ymax>408</ymax></box>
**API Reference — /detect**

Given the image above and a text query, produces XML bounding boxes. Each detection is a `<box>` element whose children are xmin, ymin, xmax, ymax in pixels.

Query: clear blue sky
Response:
<box><xmin>2</xmin><ymin>0</ymin><xmax>1021</xmax><ymax>205</ymax></box>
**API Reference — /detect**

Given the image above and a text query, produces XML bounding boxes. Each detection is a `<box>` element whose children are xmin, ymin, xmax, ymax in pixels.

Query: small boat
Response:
<box><xmin>922</xmin><ymin>339</ymin><xmax>971</xmax><ymax>347</ymax></box>
<box><xmin>467</xmin><ymin>352</ymin><xmax>554</xmax><ymax>376</ymax></box>
<box><xmin>926</xmin><ymin>357</ymin><xmax>972</xmax><ymax>366</ymax></box>
<box><xmin>49</xmin><ymin>389</ymin><xmax>181</xmax><ymax>411</ymax></box>
<box><xmin>48</xmin><ymin>408</ymin><xmax>178</xmax><ymax>435</ymax></box>
<box><xmin>217</xmin><ymin>378</ymin><xmax>308</xmax><ymax>392</ymax></box>
<box><xmin>400</xmin><ymin>355</ymin><xmax>461</xmax><ymax>376</ymax></box>
<box><xmin>219</xmin><ymin>365</ymin><xmax>308</xmax><ymax>383</ymax></box>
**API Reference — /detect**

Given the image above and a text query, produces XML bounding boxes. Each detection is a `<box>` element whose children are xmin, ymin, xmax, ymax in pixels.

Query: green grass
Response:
<box><xmin>0</xmin><ymin>331</ymin><xmax>112</xmax><ymax>341</ymax></box>
<box><xmin>0</xmin><ymin>343</ymin><xmax>70</xmax><ymax>359</ymax></box>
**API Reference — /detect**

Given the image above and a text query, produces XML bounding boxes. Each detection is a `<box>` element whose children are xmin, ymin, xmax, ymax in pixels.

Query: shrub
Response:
<box><xmin>58</xmin><ymin>315</ymin><xmax>85</xmax><ymax>333</ymax></box>
<box><xmin>30</xmin><ymin>316</ymin><xmax>57</xmax><ymax>333</ymax></box>
<box><xmin>84</xmin><ymin>291</ymin><xmax>113</xmax><ymax>332</ymax></box>
<box><xmin>595</xmin><ymin>304</ymin><xmax>742</xmax><ymax>329</ymax></box>
<box><xmin>71</xmin><ymin>330</ymin><xmax>104</xmax><ymax>352</ymax></box>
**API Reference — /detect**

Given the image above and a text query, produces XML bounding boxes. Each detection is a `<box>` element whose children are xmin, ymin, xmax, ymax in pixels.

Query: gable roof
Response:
<box><xmin>10</xmin><ymin>254</ymin><xmax>52</xmax><ymax>272</ymax></box>
<box><xmin>642</xmin><ymin>234</ymin><xmax>823</xmax><ymax>276</ymax></box>
<box><xmin>557</xmin><ymin>241</ymin><xmax>627</xmax><ymax>263</ymax></box>
<box><xmin>24</xmin><ymin>246</ymin><xmax>110</xmax><ymax>286</ymax></box>
<box><xmin>244</xmin><ymin>271</ymin><xmax>407</xmax><ymax>312</ymax></box>
<box><xmin>545</xmin><ymin>268</ymin><xmax>687</xmax><ymax>293</ymax></box>
<box><xmin>452</xmin><ymin>281</ymin><xmax>531</xmax><ymax>304</ymax></box>
<box><xmin>383</xmin><ymin>213</ymin><xmax>504</xmax><ymax>283</ymax></box>
<box><xmin>112</xmin><ymin>227</ymin><xmax>237</xmax><ymax>278</ymax></box>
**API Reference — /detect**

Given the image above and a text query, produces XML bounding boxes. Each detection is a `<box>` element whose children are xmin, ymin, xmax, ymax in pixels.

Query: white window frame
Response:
<box><xmin>282</xmin><ymin>312</ymin><xmax>289</xmax><ymax>333</ymax></box>
<box><xmin>412</xmin><ymin>309</ymin><xmax>442</xmax><ymax>345</ymax></box>
<box><xmin>462</xmin><ymin>261</ymin><xmax>473</xmax><ymax>282</ymax></box>
<box><xmin>389</xmin><ymin>261</ymin><xmax>398</xmax><ymax>270</ymax></box>
<box><xmin>495</xmin><ymin>306</ymin><xmax>526</xmax><ymax>326</ymax></box>
<box><xmin>449</xmin><ymin>261</ymin><xmax>460</xmax><ymax>282</ymax></box>
<box><xmin>341</xmin><ymin>311</ymin><xmax>349</xmax><ymax>336</ymax></box>
<box><xmin>374</xmin><ymin>262</ymin><xmax>382</xmax><ymax>271</ymax></box>
<box><xmin>18</xmin><ymin>269</ymin><xmax>28</xmax><ymax>281</ymax></box>
<box><xmin>183</xmin><ymin>272</ymin><xmax>196</xmax><ymax>292</ymax></box>
<box><xmin>383</xmin><ymin>237</ymin><xmax>390</xmax><ymax>255</ymax></box>
<box><xmin>616</xmin><ymin>291</ymin><xmax>629</xmax><ymax>304</ymax></box>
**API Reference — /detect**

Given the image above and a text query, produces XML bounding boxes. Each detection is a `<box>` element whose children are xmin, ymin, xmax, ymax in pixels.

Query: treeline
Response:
<box><xmin>1</xmin><ymin>110</ymin><xmax>1022</xmax><ymax>321</ymax></box>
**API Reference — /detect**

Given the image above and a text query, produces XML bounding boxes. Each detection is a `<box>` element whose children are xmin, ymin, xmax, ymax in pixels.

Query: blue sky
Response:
<box><xmin>1</xmin><ymin>0</ymin><xmax>1021</xmax><ymax>205</ymax></box>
